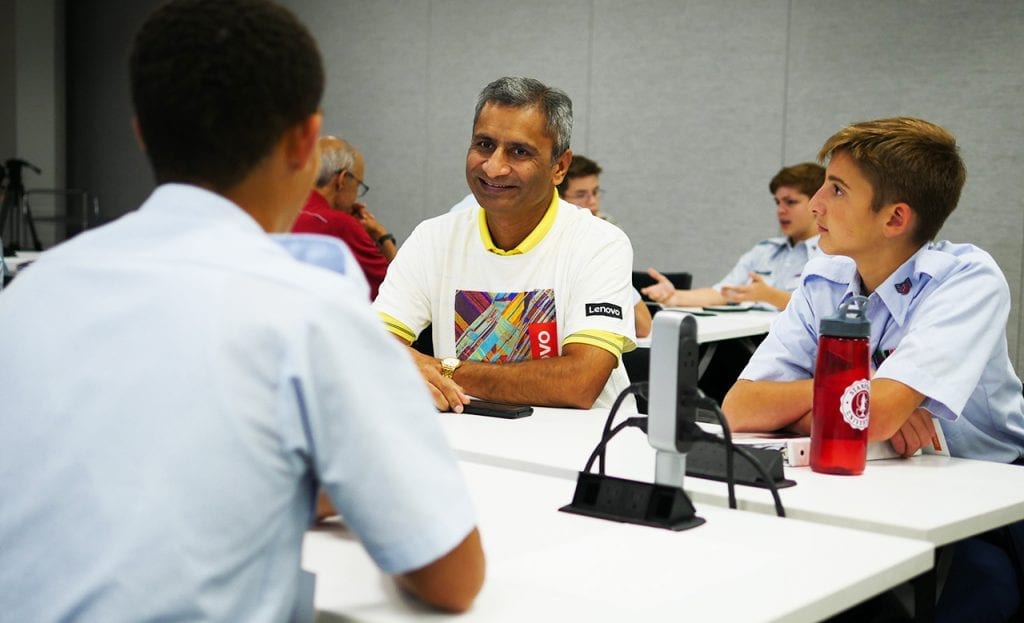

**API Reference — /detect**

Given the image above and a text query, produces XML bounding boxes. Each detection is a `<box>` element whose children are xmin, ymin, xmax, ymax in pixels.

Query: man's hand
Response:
<box><xmin>641</xmin><ymin>267</ymin><xmax>677</xmax><ymax>304</ymax></box>
<box><xmin>353</xmin><ymin>202</ymin><xmax>397</xmax><ymax>260</ymax></box>
<box><xmin>352</xmin><ymin>202</ymin><xmax>386</xmax><ymax>239</ymax></box>
<box><xmin>407</xmin><ymin>347</ymin><xmax>470</xmax><ymax>413</ymax></box>
<box><xmin>721</xmin><ymin>273</ymin><xmax>791</xmax><ymax>309</ymax></box>
<box><xmin>721</xmin><ymin>273</ymin><xmax>769</xmax><ymax>302</ymax></box>
<box><xmin>888</xmin><ymin>407</ymin><xmax>940</xmax><ymax>458</ymax></box>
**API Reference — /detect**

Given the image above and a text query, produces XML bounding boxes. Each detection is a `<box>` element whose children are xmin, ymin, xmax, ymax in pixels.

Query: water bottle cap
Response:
<box><xmin>820</xmin><ymin>295</ymin><xmax>870</xmax><ymax>337</ymax></box>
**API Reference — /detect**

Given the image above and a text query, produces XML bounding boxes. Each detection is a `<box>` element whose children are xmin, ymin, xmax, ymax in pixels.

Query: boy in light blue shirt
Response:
<box><xmin>644</xmin><ymin>162</ymin><xmax>826</xmax><ymax>310</ymax></box>
<box><xmin>724</xmin><ymin>118</ymin><xmax>1024</xmax><ymax>462</ymax></box>
<box><xmin>725</xmin><ymin>117</ymin><xmax>1023</xmax><ymax>622</ymax></box>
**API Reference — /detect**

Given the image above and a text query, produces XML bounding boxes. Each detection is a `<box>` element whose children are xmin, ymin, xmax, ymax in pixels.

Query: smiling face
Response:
<box><xmin>773</xmin><ymin>185</ymin><xmax>817</xmax><ymax>243</ymax></box>
<box><xmin>809</xmin><ymin>151</ymin><xmax>890</xmax><ymax>261</ymax></box>
<box><xmin>466</xmin><ymin>103</ymin><xmax>570</xmax><ymax>220</ymax></box>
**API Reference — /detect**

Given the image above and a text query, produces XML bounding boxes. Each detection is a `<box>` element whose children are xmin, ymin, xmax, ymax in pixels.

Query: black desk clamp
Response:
<box><xmin>561</xmin><ymin>311</ymin><xmax>790</xmax><ymax>527</ymax></box>
<box><xmin>561</xmin><ymin>312</ymin><xmax>706</xmax><ymax>531</ymax></box>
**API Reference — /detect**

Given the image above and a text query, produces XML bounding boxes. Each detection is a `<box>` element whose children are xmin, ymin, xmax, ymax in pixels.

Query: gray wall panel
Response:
<box><xmin>786</xmin><ymin>0</ymin><xmax>1024</xmax><ymax>367</ymax></box>
<box><xmin>66</xmin><ymin>0</ymin><xmax>158</xmax><ymax>222</ymax></box>
<box><xmin>424</xmin><ymin>0</ymin><xmax>593</xmax><ymax>224</ymax></box>
<box><xmin>588</xmin><ymin>1</ymin><xmax>790</xmax><ymax>285</ymax></box>
<box><xmin>57</xmin><ymin>0</ymin><xmax>1024</xmax><ymax>372</ymax></box>
<box><xmin>289</xmin><ymin>1</ymin><xmax>434</xmax><ymax>236</ymax></box>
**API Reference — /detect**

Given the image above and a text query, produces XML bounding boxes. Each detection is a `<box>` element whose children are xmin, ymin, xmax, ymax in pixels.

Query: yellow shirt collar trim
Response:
<box><xmin>478</xmin><ymin>190</ymin><xmax>560</xmax><ymax>256</ymax></box>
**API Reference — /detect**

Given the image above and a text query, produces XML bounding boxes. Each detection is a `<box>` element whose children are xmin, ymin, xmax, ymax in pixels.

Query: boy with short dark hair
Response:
<box><xmin>0</xmin><ymin>0</ymin><xmax>483</xmax><ymax>618</ymax></box>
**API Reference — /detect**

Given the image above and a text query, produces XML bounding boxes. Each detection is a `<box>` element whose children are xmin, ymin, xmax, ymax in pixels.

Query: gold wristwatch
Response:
<box><xmin>440</xmin><ymin>357</ymin><xmax>461</xmax><ymax>379</ymax></box>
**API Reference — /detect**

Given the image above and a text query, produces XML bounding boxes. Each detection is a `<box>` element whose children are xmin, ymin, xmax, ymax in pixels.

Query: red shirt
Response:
<box><xmin>291</xmin><ymin>191</ymin><xmax>388</xmax><ymax>299</ymax></box>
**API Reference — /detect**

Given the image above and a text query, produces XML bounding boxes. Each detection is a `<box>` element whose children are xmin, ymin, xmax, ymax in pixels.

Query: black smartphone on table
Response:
<box><xmin>462</xmin><ymin>399</ymin><xmax>533</xmax><ymax>419</ymax></box>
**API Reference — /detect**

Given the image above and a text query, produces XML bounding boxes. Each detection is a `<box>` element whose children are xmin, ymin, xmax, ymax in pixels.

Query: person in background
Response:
<box><xmin>644</xmin><ymin>162</ymin><xmax>826</xmax><ymax>310</ymax></box>
<box><xmin>557</xmin><ymin>153</ymin><xmax>651</xmax><ymax>337</ymax></box>
<box><xmin>0</xmin><ymin>0</ymin><xmax>483</xmax><ymax>619</ymax></box>
<box><xmin>292</xmin><ymin>135</ymin><xmax>396</xmax><ymax>299</ymax></box>
<box><xmin>374</xmin><ymin>76</ymin><xmax>637</xmax><ymax>412</ymax></box>
<box><xmin>724</xmin><ymin>117</ymin><xmax>1024</xmax><ymax>623</ymax></box>
<box><xmin>557</xmin><ymin>154</ymin><xmax>615</xmax><ymax>222</ymax></box>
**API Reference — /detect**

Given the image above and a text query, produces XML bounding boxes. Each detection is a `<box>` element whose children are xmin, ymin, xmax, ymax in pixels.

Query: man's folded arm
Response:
<box><xmin>724</xmin><ymin>376</ymin><xmax>935</xmax><ymax>454</ymax></box>
<box><xmin>396</xmin><ymin>528</ymin><xmax>485</xmax><ymax>613</ymax></box>
<box><xmin>378</xmin><ymin>312</ymin><xmax>624</xmax><ymax>410</ymax></box>
<box><xmin>454</xmin><ymin>342</ymin><xmax>617</xmax><ymax>409</ymax></box>
<box><xmin>722</xmin><ymin>378</ymin><xmax>815</xmax><ymax>434</ymax></box>
<box><xmin>867</xmin><ymin>378</ymin><xmax>939</xmax><ymax>457</ymax></box>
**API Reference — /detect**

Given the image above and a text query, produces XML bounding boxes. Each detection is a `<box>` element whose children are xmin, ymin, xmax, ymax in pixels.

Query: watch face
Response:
<box><xmin>441</xmin><ymin>358</ymin><xmax>460</xmax><ymax>378</ymax></box>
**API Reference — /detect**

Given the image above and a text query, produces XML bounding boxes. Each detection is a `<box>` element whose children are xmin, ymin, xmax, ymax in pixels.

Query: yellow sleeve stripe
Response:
<box><xmin>564</xmin><ymin>330</ymin><xmax>636</xmax><ymax>359</ymax></box>
<box><xmin>377</xmin><ymin>312</ymin><xmax>417</xmax><ymax>343</ymax></box>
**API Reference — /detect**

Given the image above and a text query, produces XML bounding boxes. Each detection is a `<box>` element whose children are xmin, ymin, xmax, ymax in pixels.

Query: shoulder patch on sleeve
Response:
<box><xmin>802</xmin><ymin>255</ymin><xmax>857</xmax><ymax>287</ymax></box>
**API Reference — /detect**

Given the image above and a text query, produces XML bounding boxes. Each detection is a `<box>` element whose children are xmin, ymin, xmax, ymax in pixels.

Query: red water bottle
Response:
<box><xmin>811</xmin><ymin>296</ymin><xmax>871</xmax><ymax>475</ymax></box>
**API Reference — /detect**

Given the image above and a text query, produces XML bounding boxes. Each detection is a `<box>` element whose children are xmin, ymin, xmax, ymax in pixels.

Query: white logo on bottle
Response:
<box><xmin>840</xmin><ymin>379</ymin><xmax>870</xmax><ymax>431</ymax></box>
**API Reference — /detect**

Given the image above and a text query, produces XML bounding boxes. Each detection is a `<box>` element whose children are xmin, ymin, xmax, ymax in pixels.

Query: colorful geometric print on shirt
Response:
<box><xmin>455</xmin><ymin>288</ymin><xmax>556</xmax><ymax>362</ymax></box>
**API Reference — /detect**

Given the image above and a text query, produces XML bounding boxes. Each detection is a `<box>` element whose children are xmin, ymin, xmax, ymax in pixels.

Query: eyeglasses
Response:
<box><xmin>566</xmin><ymin>188</ymin><xmax>603</xmax><ymax>201</ymax></box>
<box><xmin>339</xmin><ymin>170</ymin><xmax>370</xmax><ymax>198</ymax></box>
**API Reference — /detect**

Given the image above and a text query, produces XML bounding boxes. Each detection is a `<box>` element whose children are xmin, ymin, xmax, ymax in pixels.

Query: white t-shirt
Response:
<box><xmin>375</xmin><ymin>191</ymin><xmax>637</xmax><ymax>409</ymax></box>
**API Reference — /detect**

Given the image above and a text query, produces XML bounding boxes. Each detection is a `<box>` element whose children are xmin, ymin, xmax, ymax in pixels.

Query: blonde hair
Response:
<box><xmin>818</xmin><ymin>117</ymin><xmax>965</xmax><ymax>245</ymax></box>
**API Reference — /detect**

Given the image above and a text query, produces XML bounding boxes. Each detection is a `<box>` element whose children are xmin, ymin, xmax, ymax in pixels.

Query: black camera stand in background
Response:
<box><xmin>0</xmin><ymin>158</ymin><xmax>43</xmax><ymax>256</ymax></box>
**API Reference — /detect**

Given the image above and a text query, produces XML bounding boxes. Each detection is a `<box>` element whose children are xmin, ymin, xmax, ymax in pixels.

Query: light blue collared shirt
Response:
<box><xmin>713</xmin><ymin>235</ymin><xmax>822</xmax><ymax>294</ymax></box>
<box><xmin>741</xmin><ymin>241</ymin><xmax>1024</xmax><ymax>462</ymax></box>
<box><xmin>0</xmin><ymin>184</ymin><xmax>476</xmax><ymax>621</ymax></box>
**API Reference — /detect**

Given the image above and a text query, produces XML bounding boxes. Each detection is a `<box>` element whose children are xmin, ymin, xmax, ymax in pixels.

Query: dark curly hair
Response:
<box><xmin>130</xmin><ymin>0</ymin><xmax>324</xmax><ymax>191</ymax></box>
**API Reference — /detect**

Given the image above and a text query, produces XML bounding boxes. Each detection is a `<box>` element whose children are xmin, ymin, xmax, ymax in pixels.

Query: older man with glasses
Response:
<box><xmin>292</xmin><ymin>135</ymin><xmax>396</xmax><ymax>299</ymax></box>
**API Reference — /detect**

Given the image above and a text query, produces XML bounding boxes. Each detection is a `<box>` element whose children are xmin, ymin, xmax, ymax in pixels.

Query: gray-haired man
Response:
<box><xmin>374</xmin><ymin>76</ymin><xmax>637</xmax><ymax>413</ymax></box>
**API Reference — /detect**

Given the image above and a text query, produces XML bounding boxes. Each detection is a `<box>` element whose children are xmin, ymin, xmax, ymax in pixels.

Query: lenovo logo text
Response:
<box><xmin>585</xmin><ymin>303</ymin><xmax>623</xmax><ymax>319</ymax></box>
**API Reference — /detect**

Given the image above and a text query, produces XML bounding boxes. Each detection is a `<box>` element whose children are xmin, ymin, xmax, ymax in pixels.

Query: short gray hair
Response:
<box><xmin>473</xmin><ymin>77</ymin><xmax>573</xmax><ymax>160</ymax></box>
<box><xmin>315</xmin><ymin>137</ymin><xmax>356</xmax><ymax>187</ymax></box>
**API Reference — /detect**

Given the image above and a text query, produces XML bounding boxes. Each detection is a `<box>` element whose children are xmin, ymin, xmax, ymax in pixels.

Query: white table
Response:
<box><xmin>635</xmin><ymin>307</ymin><xmax>777</xmax><ymax>346</ymax></box>
<box><xmin>304</xmin><ymin>461</ymin><xmax>932</xmax><ymax>622</ymax></box>
<box><xmin>441</xmin><ymin>407</ymin><xmax>1024</xmax><ymax>547</ymax></box>
<box><xmin>630</xmin><ymin>308</ymin><xmax>776</xmax><ymax>390</ymax></box>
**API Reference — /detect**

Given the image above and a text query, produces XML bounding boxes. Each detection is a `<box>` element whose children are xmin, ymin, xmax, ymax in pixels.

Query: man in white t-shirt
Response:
<box><xmin>374</xmin><ymin>76</ymin><xmax>636</xmax><ymax>411</ymax></box>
